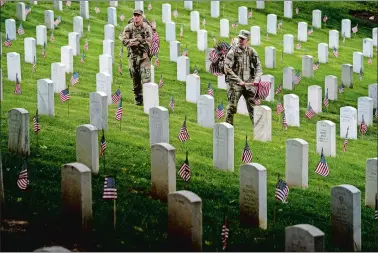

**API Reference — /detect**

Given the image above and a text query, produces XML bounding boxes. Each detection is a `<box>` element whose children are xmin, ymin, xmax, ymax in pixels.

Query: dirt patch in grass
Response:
<box><xmin>349</xmin><ymin>10</ymin><xmax>377</xmax><ymax>22</ymax></box>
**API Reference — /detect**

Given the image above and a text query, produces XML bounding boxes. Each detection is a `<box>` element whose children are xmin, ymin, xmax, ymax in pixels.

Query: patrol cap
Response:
<box><xmin>238</xmin><ymin>30</ymin><xmax>250</xmax><ymax>40</ymax></box>
<box><xmin>133</xmin><ymin>9</ymin><xmax>143</xmax><ymax>15</ymax></box>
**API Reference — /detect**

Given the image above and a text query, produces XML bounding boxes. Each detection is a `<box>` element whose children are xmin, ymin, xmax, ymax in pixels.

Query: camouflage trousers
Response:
<box><xmin>128</xmin><ymin>56</ymin><xmax>151</xmax><ymax>105</ymax></box>
<box><xmin>225</xmin><ymin>83</ymin><xmax>258</xmax><ymax>126</ymax></box>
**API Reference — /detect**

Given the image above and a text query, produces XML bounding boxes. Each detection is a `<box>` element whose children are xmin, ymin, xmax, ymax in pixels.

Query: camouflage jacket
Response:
<box><xmin>122</xmin><ymin>22</ymin><xmax>152</xmax><ymax>59</ymax></box>
<box><xmin>224</xmin><ymin>46</ymin><xmax>263</xmax><ymax>85</ymax></box>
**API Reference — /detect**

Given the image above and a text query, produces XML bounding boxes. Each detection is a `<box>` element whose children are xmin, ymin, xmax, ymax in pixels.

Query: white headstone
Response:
<box><xmin>190</xmin><ymin>11</ymin><xmax>200</xmax><ymax>32</ymax></box>
<box><xmin>341</xmin><ymin>19</ymin><xmax>351</xmax><ymax>38</ymax></box>
<box><xmin>250</xmin><ymin>26</ymin><xmax>260</xmax><ymax>46</ymax></box>
<box><xmin>68</xmin><ymin>32</ymin><xmax>80</xmax><ymax>56</ymax></box>
<box><xmin>284</xmin><ymin>94</ymin><xmax>300</xmax><ymax>127</ymax></box>
<box><xmin>253</xmin><ymin>106</ymin><xmax>272</xmax><ymax>142</ymax></box>
<box><xmin>220</xmin><ymin>19</ymin><xmax>229</xmax><ymax>38</ymax></box>
<box><xmin>197</xmin><ymin>95</ymin><xmax>214</xmax><ymax>128</ymax></box>
<box><xmin>308</xmin><ymin>85</ymin><xmax>322</xmax><ymax>113</ymax></box>
<box><xmin>61</xmin><ymin>46</ymin><xmax>73</xmax><ymax>73</ymax></box>
<box><xmin>24</xmin><ymin>37</ymin><xmax>36</xmax><ymax>64</ymax></box>
<box><xmin>316</xmin><ymin>120</ymin><xmax>336</xmax><ymax>157</ymax></box>
<box><xmin>328</xmin><ymin>30</ymin><xmax>339</xmax><ymax>49</ymax></box>
<box><xmin>7</xmin><ymin>52</ymin><xmax>21</xmax><ymax>82</ymax></box>
<box><xmin>286</xmin><ymin>139</ymin><xmax>308</xmax><ymax>188</ymax></box>
<box><xmin>285</xmin><ymin>224</ymin><xmax>325</xmax><ymax>252</ymax></box>
<box><xmin>238</xmin><ymin>6</ymin><xmax>248</xmax><ymax>25</ymax></box>
<box><xmin>318</xmin><ymin>43</ymin><xmax>328</xmax><ymax>63</ymax></box>
<box><xmin>186</xmin><ymin>74</ymin><xmax>200</xmax><ymax>103</ymax></box>
<box><xmin>37</xmin><ymin>79</ymin><xmax>55</xmax><ymax>116</ymax></box>
<box><xmin>80</xmin><ymin>1</ymin><xmax>89</xmax><ymax>19</ymax></box>
<box><xmin>197</xmin><ymin>30</ymin><xmax>208</xmax><ymax>51</ymax></box>
<box><xmin>96</xmin><ymin>72</ymin><xmax>112</xmax><ymax>105</ymax></box>
<box><xmin>284</xmin><ymin>34</ymin><xmax>294</xmax><ymax>54</ymax></box>
<box><xmin>217</xmin><ymin>75</ymin><xmax>227</xmax><ymax>90</ymax></box>
<box><xmin>16</xmin><ymin>2</ymin><xmax>26</xmax><ymax>21</ymax></box>
<box><xmin>368</xmin><ymin>83</ymin><xmax>377</xmax><ymax>109</ymax></box>
<box><xmin>103</xmin><ymin>39</ymin><xmax>114</xmax><ymax>63</ymax></box>
<box><xmin>213</xmin><ymin>123</ymin><xmax>234</xmax><ymax>172</ymax></box>
<box><xmin>99</xmin><ymin>54</ymin><xmax>112</xmax><ymax>80</ymax></box>
<box><xmin>324</xmin><ymin>75</ymin><xmax>337</xmax><ymax>101</ymax></box>
<box><xmin>365</xmin><ymin>158</ymin><xmax>377</xmax><ymax>208</ymax></box>
<box><xmin>8</xmin><ymin>108</ymin><xmax>30</xmax><ymax>156</ymax></box>
<box><xmin>107</xmin><ymin>7</ymin><xmax>117</xmax><ymax>26</ymax></box>
<box><xmin>267</xmin><ymin>14</ymin><xmax>277</xmax><ymax>35</ymax></box>
<box><xmin>256</xmin><ymin>0</ymin><xmax>265</xmax><ymax>9</ymax></box>
<box><xmin>51</xmin><ymin>62</ymin><xmax>66</xmax><ymax>93</ymax></box>
<box><xmin>264</xmin><ymin>46</ymin><xmax>276</xmax><ymax>69</ymax></box>
<box><xmin>211</xmin><ymin>1</ymin><xmax>220</xmax><ymax>18</ymax></box>
<box><xmin>135</xmin><ymin>1</ymin><xmax>144</xmax><ymax>12</ymax></box>
<box><xmin>330</xmin><ymin>185</ymin><xmax>361</xmax><ymax>251</ymax></box>
<box><xmin>341</xmin><ymin>64</ymin><xmax>353</xmax><ymax>88</ymax></box>
<box><xmin>5</xmin><ymin>19</ymin><xmax>16</xmax><ymax>40</ymax></box>
<box><xmin>149</xmin><ymin>107</ymin><xmax>169</xmax><ymax>146</ymax></box>
<box><xmin>73</xmin><ymin>16</ymin><xmax>83</xmax><ymax>38</ymax></box>
<box><xmin>151</xmin><ymin>143</ymin><xmax>176</xmax><ymax>202</ymax></box>
<box><xmin>239</xmin><ymin>163</ymin><xmax>267</xmax><ymax>229</ymax></box>
<box><xmin>44</xmin><ymin>10</ymin><xmax>55</xmax><ymax>30</ymax></box>
<box><xmin>340</xmin><ymin>106</ymin><xmax>357</xmax><ymax>140</ymax></box>
<box><xmin>352</xmin><ymin>52</ymin><xmax>364</xmax><ymax>74</ymax></box>
<box><xmin>184</xmin><ymin>1</ymin><xmax>193</xmax><ymax>10</ymax></box>
<box><xmin>53</xmin><ymin>0</ymin><xmax>63</xmax><ymax>11</ymax></box>
<box><xmin>166</xmin><ymin>22</ymin><xmax>176</xmax><ymax>42</ymax></box>
<box><xmin>284</xmin><ymin>1</ymin><xmax>293</xmax><ymax>19</ymax></box>
<box><xmin>143</xmin><ymin>83</ymin><xmax>159</xmax><ymax>114</ymax></box>
<box><xmin>104</xmin><ymin>24</ymin><xmax>115</xmax><ymax>42</ymax></box>
<box><xmin>170</xmin><ymin>41</ymin><xmax>180</xmax><ymax>62</ymax></box>
<box><xmin>109</xmin><ymin>0</ymin><xmax>118</xmax><ymax>7</ymax></box>
<box><xmin>357</xmin><ymin>97</ymin><xmax>373</xmax><ymax>126</ymax></box>
<box><xmin>298</xmin><ymin>22</ymin><xmax>308</xmax><ymax>42</ymax></box>
<box><xmin>237</xmin><ymin>95</ymin><xmax>249</xmax><ymax>116</ymax></box>
<box><xmin>283</xmin><ymin>67</ymin><xmax>295</xmax><ymax>90</ymax></box>
<box><xmin>89</xmin><ymin>92</ymin><xmax>108</xmax><ymax>130</ymax></box>
<box><xmin>373</xmin><ymin>28</ymin><xmax>377</xmax><ymax>47</ymax></box>
<box><xmin>162</xmin><ymin>3</ymin><xmax>171</xmax><ymax>24</ymax></box>
<box><xmin>75</xmin><ymin>124</ymin><xmax>99</xmax><ymax>175</ymax></box>
<box><xmin>302</xmin><ymin>55</ymin><xmax>313</xmax><ymax>78</ymax></box>
<box><xmin>261</xmin><ymin>74</ymin><xmax>274</xmax><ymax>102</ymax></box>
<box><xmin>177</xmin><ymin>56</ymin><xmax>190</xmax><ymax>81</ymax></box>
<box><xmin>36</xmin><ymin>25</ymin><xmax>47</xmax><ymax>46</ymax></box>
<box><xmin>362</xmin><ymin>38</ymin><xmax>373</xmax><ymax>58</ymax></box>
<box><xmin>312</xmin><ymin>10</ymin><xmax>322</xmax><ymax>29</ymax></box>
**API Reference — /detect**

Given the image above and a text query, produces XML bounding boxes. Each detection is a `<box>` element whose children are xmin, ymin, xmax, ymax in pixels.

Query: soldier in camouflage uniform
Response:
<box><xmin>123</xmin><ymin>9</ymin><xmax>152</xmax><ymax>106</ymax></box>
<box><xmin>224</xmin><ymin>30</ymin><xmax>263</xmax><ymax>125</ymax></box>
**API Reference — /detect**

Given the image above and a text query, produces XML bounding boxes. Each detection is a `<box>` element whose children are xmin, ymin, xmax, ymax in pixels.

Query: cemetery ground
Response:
<box><xmin>0</xmin><ymin>1</ymin><xmax>377</xmax><ymax>252</ymax></box>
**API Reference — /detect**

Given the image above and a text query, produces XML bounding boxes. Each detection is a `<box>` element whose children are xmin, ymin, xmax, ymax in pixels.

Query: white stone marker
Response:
<box><xmin>73</xmin><ymin>16</ymin><xmax>83</xmax><ymax>38</ymax></box>
<box><xmin>5</xmin><ymin>19</ymin><xmax>16</xmax><ymax>40</ymax></box>
<box><xmin>44</xmin><ymin>10</ymin><xmax>55</xmax><ymax>30</ymax></box>
<box><xmin>284</xmin><ymin>94</ymin><xmax>300</xmax><ymax>127</ymax></box>
<box><xmin>151</xmin><ymin>143</ymin><xmax>176</xmax><ymax>202</ymax></box>
<box><xmin>51</xmin><ymin>62</ymin><xmax>66</xmax><ymax>93</ymax></box>
<box><xmin>16</xmin><ymin>2</ymin><xmax>26</xmax><ymax>21</ymax></box>
<box><xmin>68</xmin><ymin>32</ymin><xmax>80</xmax><ymax>56</ymax></box>
<box><xmin>166</xmin><ymin>22</ymin><xmax>176</xmax><ymax>42</ymax></box>
<box><xmin>190</xmin><ymin>11</ymin><xmax>200</xmax><ymax>32</ymax></box>
<box><xmin>75</xmin><ymin>125</ymin><xmax>99</xmax><ymax>174</ymax></box>
<box><xmin>162</xmin><ymin>3</ymin><xmax>171</xmax><ymax>24</ymax></box>
<box><xmin>197</xmin><ymin>30</ymin><xmax>208</xmax><ymax>51</ymax></box>
<box><xmin>53</xmin><ymin>0</ymin><xmax>63</xmax><ymax>11</ymax></box>
<box><xmin>186</xmin><ymin>74</ymin><xmax>200</xmax><ymax>103</ymax></box>
<box><xmin>99</xmin><ymin>54</ymin><xmax>112</xmax><ymax>80</ymax></box>
<box><xmin>256</xmin><ymin>0</ymin><xmax>265</xmax><ymax>9</ymax></box>
<box><xmin>24</xmin><ymin>37</ymin><xmax>36</xmax><ymax>64</ymax></box>
<box><xmin>341</xmin><ymin>19</ymin><xmax>351</xmax><ymax>38</ymax></box>
<box><xmin>265</xmin><ymin>46</ymin><xmax>276</xmax><ymax>69</ymax></box>
<box><xmin>365</xmin><ymin>158</ymin><xmax>377</xmax><ymax>208</ymax></box>
<box><xmin>80</xmin><ymin>1</ymin><xmax>89</xmax><ymax>19</ymax></box>
<box><xmin>329</xmin><ymin>30</ymin><xmax>339</xmax><ymax>49</ymax></box>
<box><xmin>7</xmin><ymin>52</ymin><xmax>21</xmax><ymax>82</ymax></box>
<box><xmin>312</xmin><ymin>10</ymin><xmax>322</xmax><ymax>29</ymax></box>
<box><xmin>8</xmin><ymin>108</ymin><xmax>30</xmax><ymax>156</ymax></box>
<box><xmin>61</xmin><ymin>162</ymin><xmax>92</xmax><ymax>232</ymax></box>
<box><xmin>109</xmin><ymin>0</ymin><xmax>118</xmax><ymax>7</ymax></box>
<box><xmin>340</xmin><ymin>106</ymin><xmax>357</xmax><ymax>140</ymax></box>
<box><xmin>325</xmin><ymin>75</ymin><xmax>338</xmax><ymax>100</ymax></box>
<box><xmin>261</xmin><ymin>74</ymin><xmax>274</xmax><ymax>102</ymax></box>
<box><xmin>267</xmin><ymin>14</ymin><xmax>277</xmax><ymax>35</ymax></box>
<box><xmin>283</xmin><ymin>67</ymin><xmax>295</xmax><ymax>90</ymax></box>
<box><xmin>61</xmin><ymin>46</ymin><xmax>73</xmax><ymax>73</ymax></box>
<box><xmin>37</xmin><ymin>79</ymin><xmax>55</xmax><ymax>116</ymax></box>
<box><xmin>103</xmin><ymin>40</ymin><xmax>114</xmax><ymax>63</ymax></box>
<box><xmin>89</xmin><ymin>92</ymin><xmax>108</xmax><ymax>130</ymax></box>
<box><xmin>211</xmin><ymin>1</ymin><xmax>220</xmax><ymax>18</ymax></box>
<box><xmin>96</xmin><ymin>72</ymin><xmax>112</xmax><ymax>105</ymax></box>
<box><xmin>318</xmin><ymin>43</ymin><xmax>328</xmax><ymax>63</ymax></box>
<box><xmin>284</xmin><ymin>1</ymin><xmax>293</xmax><ymax>19</ymax></box>
<box><xmin>330</xmin><ymin>185</ymin><xmax>361</xmax><ymax>251</ymax></box>
<box><xmin>373</xmin><ymin>28</ymin><xmax>377</xmax><ymax>47</ymax></box>
<box><xmin>197</xmin><ymin>95</ymin><xmax>214</xmax><ymax>128</ymax></box>
<box><xmin>253</xmin><ymin>106</ymin><xmax>272</xmax><ymax>142</ymax></box>
<box><xmin>353</xmin><ymin>52</ymin><xmax>364</xmax><ymax>73</ymax></box>
<box><xmin>237</xmin><ymin>96</ymin><xmax>249</xmax><ymax>116</ymax></box>
<box><xmin>284</xmin><ymin>34</ymin><xmax>294</xmax><ymax>54</ymax></box>
<box><xmin>170</xmin><ymin>41</ymin><xmax>180</xmax><ymax>62</ymax></box>
<box><xmin>368</xmin><ymin>83</ymin><xmax>377</xmax><ymax>109</ymax></box>
<box><xmin>107</xmin><ymin>7</ymin><xmax>117</xmax><ymax>26</ymax></box>
<box><xmin>285</xmin><ymin>224</ymin><xmax>325</xmax><ymax>252</ymax></box>
<box><xmin>149</xmin><ymin>107</ymin><xmax>169</xmax><ymax>146</ymax></box>
<box><xmin>341</xmin><ymin>64</ymin><xmax>353</xmax><ymax>88</ymax></box>
<box><xmin>239</xmin><ymin>163</ymin><xmax>267</xmax><ymax>229</ymax></box>
<box><xmin>302</xmin><ymin>55</ymin><xmax>313</xmax><ymax>78</ymax></box>
<box><xmin>143</xmin><ymin>83</ymin><xmax>159</xmax><ymax>115</ymax></box>
<box><xmin>362</xmin><ymin>38</ymin><xmax>373</xmax><ymax>57</ymax></box>
<box><xmin>251</xmin><ymin>26</ymin><xmax>260</xmax><ymax>46</ymax></box>
<box><xmin>36</xmin><ymin>25</ymin><xmax>47</xmax><ymax>46</ymax></box>
<box><xmin>168</xmin><ymin>191</ymin><xmax>202</xmax><ymax>251</ymax></box>
<box><xmin>217</xmin><ymin>75</ymin><xmax>227</xmax><ymax>90</ymax></box>
<box><xmin>104</xmin><ymin>24</ymin><xmax>115</xmax><ymax>41</ymax></box>
<box><xmin>298</xmin><ymin>22</ymin><xmax>308</xmax><ymax>42</ymax></box>
<box><xmin>357</xmin><ymin>97</ymin><xmax>373</xmax><ymax>126</ymax></box>
<box><xmin>213</xmin><ymin>123</ymin><xmax>234</xmax><ymax>172</ymax></box>
<box><xmin>220</xmin><ymin>19</ymin><xmax>229</xmax><ymax>38</ymax></box>
<box><xmin>177</xmin><ymin>56</ymin><xmax>190</xmax><ymax>81</ymax></box>
<box><xmin>238</xmin><ymin>6</ymin><xmax>248</xmax><ymax>25</ymax></box>
<box><xmin>316</xmin><ymin>120</ymin><xmax>336</xmax><ymax>157</ymax></box>
<box><xmin>285</xmin><ymin>139</ymin><xmax>308</xmax><ymax>188</ymax></box>
<box><xmin>308</xmin><ymin>85</ymin><xmax>322</xmax><ymax>113</ymax></box>
<box><xmin>184</xmin><ymin>1</ymin><xmax>193</xmax><ymax>10</ymax></box>
<box><xmin>135</xmin><ymin>1</ymin><xmax>144</xmax><ymax>12</ymax></box>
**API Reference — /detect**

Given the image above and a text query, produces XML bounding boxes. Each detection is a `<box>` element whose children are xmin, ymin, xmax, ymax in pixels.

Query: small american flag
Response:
<box><xmin>148</xmin><ymin>3</ymin><xmax>152</xmax><ymax>11</ymax></box>
<box><xmin>248</xmin><ymin>9</ymin><xmax>252</xmax><ymax>19</ymax></box>
<box><xmin>182</xmin><ymin>47</ymin><xmax>188</xmax><ymax>56</ymax></box>
<box><xmin>342</xmin><ymin>33</ymin><xmax>346</xmax><ymax>44</ymax></box>
<box><xmin>50</xmin><ymin>31</ymin><xmax>55</xmax><ymax>42</ymax></box>
<box><xmin>193</xmin><ymin>65</ymin><xmax>199</xmax><ymax>75</ymax></box>
<box><xmin>120</xmin><ymin>13</ymin><xmax>125</xmax><ymax>22</ymax></box>
<box><xmin>17</xmin><ymin>23</ymin><xmax>24</xmax><ymax>35</ymax></box>
<box><xmin>32</xmin><ymin>56</ymin><xmax>36</xmax><ymax>73</ymax></box>
<box><xmin>119</xmin><ymin>46</ymin><xmax>123</xmax><ymax>58</ymax></box>
<box><xmin>305</xmin><ymin>103</ymin><xmax>316</xmax><ymax>119</ymax></box>
<box><xmin>358</xmin><ymin>68</ymin><xmax>363</xmax><ymax>81</ymax></box>
<box><xmin>208</xmin><ymin>82</ymin><xmax>214</xmax><ymax>96</ymax></box>
<box><xmin>60</xmin><ymin>88</ymin><xmax>70</xmax><ymax>103</ymax></box>
<box><xmin>95</xmin><ymin>6</ymin><xmax>100</xmax><ymax>14</ymax></box>
<box><xmin>80</xmin><ymin>52</ymin><xmax>85</xmax><ymax>64</ymax></box>
<box><xmin>375</xmin><ymin>109</ymin><xmax>378</xmax><ymax>119</ymax></box>
<box><xmin>154</xmin><ymin>57</ymin><xmax>160</xmax><ymax>67</ymax></box>
<box><xmin>295</xmin><ymin>7</ymin><xmax>299</xmax><ymax>15</ymax></box>
<box><xmin>221</xmin><ymin>216</ymin><xmax>229</xmax><ymax>251</ymax></box>
<box><xmin>33</xmin><ymin>110</ymin><xmax>40</xmax><ymax>133</ymax></box>
<box><xmin>115</xmin><ymin>98</ymin><xmax>123</xmax><ymax>121</ymax></box>
<box><xmin>323</xmin><ymin>89</ymin><xmax>329</xmax><ymax>108</ymax></box>
<box><xmin>275</xmin><ymin>179</ymin><xmax>289</xmax><ymax>203</ymax></box>
<box><xmin>17</xmin><ymin>160</ymin><xmax>29</xmax><ymax>190</ymax></box>
<box><xmin>276</xmin><ymin>100</ymin><xmax>284</xmax><ymax>115</ymax></box>
<box><xmin>118</xmin><ymin>62</ymin><xmax>123</xmax><ymax>75</ymax></box>
<box><xmin>42</xmin><ymin>44</ymin><xmax>46</xmax><ymax>58</ymax></box>
<box><xmin>374</xmin><ymin>196</ymin><xmax>378</xmax><ymax>220</ymax></box>
<box><xmin>232</xmin><ymin>22</ymin><xmax>238</xmax><ymax>29</ymax></box>
<box><xmin>103</xmin><ymin>177</ymin><xmax>117</xmax><ymax>200</ymax></box>
<box><xmin>173</xmin><ymin>9</ymin><xmax>178</xmax><ymax>18</ymax></box>
<box><xmin>241</xmin><ymin>135</ymin><xmax>252</xmax><ymax>163</ymax></box>
<box><xmin>339</xmin><ymin>83</ymin><xmax>345</xmax><ymax>93</ymax></box>
<box><xmin>275</xmin><ymin>85</ymin><xmax>282</xmax><ymax>95</ymax></box>
<box><xmin>178</xmin><ymin>116</ymin><xmax>190</xmax><ymax>142</ymax></box>
<box><xmin>112</xmin><ymin>89</ymin><xmax>121</xmax><ymax>104</ymax></box>
<box><xmin>70</xmin><ymin>72</ymin><xmax>79</xmax><ymax>86</ymax></box>
<box><xmin>4</xmin><ymin>34</ymin><xmax>12</xmax><ymax>47</ymax></box>
<box><xmin>54</xmin><ymin>16</ymin><xmax>61</xmax><ymax>26</ymax></box>
<box><xmin>169</xmin><ymin>96</ymin><xmax>175</xmax><ymax>111</ymax></box>
<box><xmin>202</xmin><ymin>18</ymin><xmax>206</xmax><ymax>26</ymax></box>
<box><xmin>66</xmin><ymin>0</ymin><xmax>71</xmax><ymax>7</ymax></box>
<box><xmin>294</xmin><ymin>70</ymin><xmax>301</xmax><ymax>84</ymax></box>
<box><xmin>100</xmin><ymin>131</ymin><xmax>107</xmax><ymax>156</ymax></box>
<box><xmin>352</xmin><ymin>24</ymin><xmax>358</xmax><ymax>34</ymax></box>
<box><xmin>296</xmin><ymin>42</ymin><xmax>301</xmax><ymax>50</ymax></box>
<box><xmin>14</xmin><ymin>74</ymin><xmax>21</xmax><ymax>94</ymax></box>
<box><xmin>315</xmin><ymin>148</ymin><xmax>329</xmax><ymax>177</ymax></box>
<box><xmin>180</xmin><ymin>25</ymin><xmax>184</xmax><ymax>39</ymax></box>
<box><xmin>158</xmin><ymin>75</ymin><xmax>164</xmax><ymax>88</ymax></box>
<box><xmin>308</xmin><ymin>26</ymin><xmax>313</xmax><ymax>35</ymax></box>
<box><xmin>282</xmin><ymin>112</ymin><xmax>288</xmax><ymax>130</ymax></box>
<box><xmin>323</xmin><ymin>15</ymin><xmax>328</xmax><ymax>23</ymax></box>
<box><xmin>216</xmin><ymin>103</ymin><xmax>225</xmax><ymax>119</ymax></box>
<box><xmin>118</xmin><ymin>30</ymin><xmax>123</xmax><ymax>41</ymax></box>
<box><xmin>178</xmin><ymin>152</ymin><xmax>191</xmax><ymax>182</ymax></box>
<box><xmin>313</xmin><ymin>60</ymin><xmax>319</xmax><ymax>70</ymax></box>
<box><xmin>368</xmin><ymin>57</ymin><xmax>373</xmax><ymax>64</ymax></box>
<box><xmin>277</xmin><ymin>20</ymin><xmax>283</xmax><ymax>29</ymax></box>
<box><xmin>333</xmin><ymin>47</ymin><xmax>339</xmax><ymax>57</ymax></box>
<box><xmin>84</xmin><ymin>38</ymin><xmax>88</xmax><ymax>51</ymax></box>
<box><xmin>24</xmin><ymin>5</ymin><xmax>31</xmax><ymax>15</ymax></box>
<box><xmin>342</xmin><ymin>127</ymin><xmax>349</xmax><ymax>152</ymax></box>
<box><xmin>359</xmin><ymin>115</ymin><xmax>368</xmax><ymax>135</ymax></box>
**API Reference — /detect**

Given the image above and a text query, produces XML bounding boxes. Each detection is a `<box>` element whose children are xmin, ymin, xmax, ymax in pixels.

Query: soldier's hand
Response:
<box><xmin>239</xmin><ymin>80</ymin><xmax>245</xmax><ymax>86</ymax></box>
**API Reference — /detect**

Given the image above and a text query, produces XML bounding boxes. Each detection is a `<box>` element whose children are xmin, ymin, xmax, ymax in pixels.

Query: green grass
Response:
<box><xmin>1</xmin><ymin>1</ymin><xmax>377</xmax><ymax>251</ymax></box>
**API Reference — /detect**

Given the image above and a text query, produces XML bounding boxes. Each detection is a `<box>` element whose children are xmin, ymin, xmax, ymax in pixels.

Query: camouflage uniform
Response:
<box><xmin>123</xmin><ymin>9</ymin><xmax>152</xmax><ymax>105</ymax></box>
<box><xmin>224</xmin><ymin>30</ymin><xmax>263</xmax><ymax>125</ymax></box>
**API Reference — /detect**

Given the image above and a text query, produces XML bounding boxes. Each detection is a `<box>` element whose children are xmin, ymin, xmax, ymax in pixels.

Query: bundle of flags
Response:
<box><xmin>178</xmin><ymin>152</ymin><xmax>191</xmax><ymax>183</ymax></box>
<box><xmin>216</xmin><ymin>103</ymin><xmax>225</xmax><ymax>119</ymax></box>
<box><xmin>115</xmin><ymin>98</ymin><xmax>123</xmax><ymax>121</ymax></box>
<box><xmin>315</xmin><ymin>148</ymin><xmax>329</xmax><ymax>177</ymax></box>
<box><xmin>17</xmin><ymin>160</ymin><xmax>29</xmax><ymax>190</ymax></box>
<box><xmin>178</xmin><ymin>116</ymin><xmax>190</xmax><ymax>142</ymax></box>
<box><xmin>275</xmin><ymin>179</ymin><xmax>289</xmax><ymax>203</ymax></box>
<box><xmin>103</xmin><ymin>177</ymin><xmax>117</xmax><ymax>200</ymax></box>
<box><xmin>241</xmin><ymin>136</ymin><xmax>252</xmax><ymax>163</ymax></box>
<box><xmin>305</xmin><ymin>103</ymin><xmax>316</xmax><ymax>119</ymax></box>
<box><xmin>150</xmin><ymin>30</ymin><xmax>160</xmax><ymax>56</ymax></box>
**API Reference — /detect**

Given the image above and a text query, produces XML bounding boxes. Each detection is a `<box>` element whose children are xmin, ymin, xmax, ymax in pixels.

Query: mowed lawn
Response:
<box><xmin>1</xmin><ymin>1</ymin><xmax>377</xmax><ymax>251</ymax></box>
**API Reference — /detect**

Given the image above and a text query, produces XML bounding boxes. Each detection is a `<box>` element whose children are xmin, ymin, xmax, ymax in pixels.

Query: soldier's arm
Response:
<box><xmin>123</xmin><ymin>25</ymin><xmax>133</xmax><ymax>47</ymax></box>
<box><xmin>252</xmin><ymin>48</ymin><xmax>263</xmax><ymax>83</ymax></box>
<box><xmin>224</xmin><ymin>49</ymin><xmax>242</xmax><ymax>83</ymax></box>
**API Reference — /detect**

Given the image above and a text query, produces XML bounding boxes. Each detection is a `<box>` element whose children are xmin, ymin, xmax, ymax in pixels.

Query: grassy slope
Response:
<box><xmin>1</xmin><ymin>1</ymin><xmax>377</xmax><ymax>251</ymax></box>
